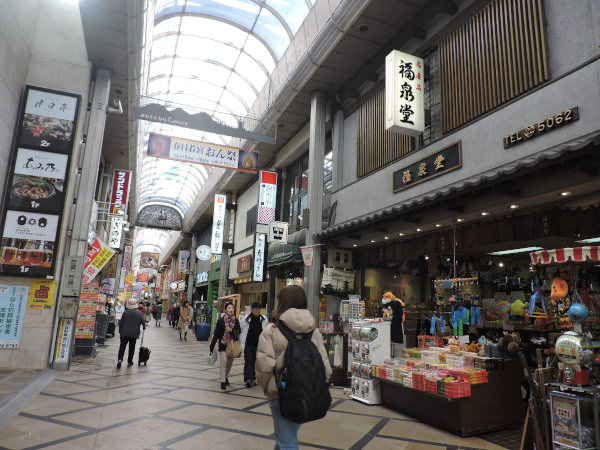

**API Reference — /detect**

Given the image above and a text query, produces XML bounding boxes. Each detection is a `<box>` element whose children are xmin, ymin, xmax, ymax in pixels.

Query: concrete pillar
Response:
<box><xmin>53</xmin><ymin>68</ymin><xmax>111</xmax><ymax>370</ymax></box>
<box><xmin>332</xmin><ymin>109</ymin><xmax>344</xmax><ymax>190</ymax></box>
<box><xmin>187</xmin><ymin>233</ymin><xmax>197</xmax><ymax>304</ymax></box>
<box><xmin>305</xmin><ymin>91</ymin><xmax>327</xmax><ymax>318</ymax></box>
<box><xmin>217</xmin><ymin>195</ymin><xmax>232</xmax><ymax>299</ymax></box>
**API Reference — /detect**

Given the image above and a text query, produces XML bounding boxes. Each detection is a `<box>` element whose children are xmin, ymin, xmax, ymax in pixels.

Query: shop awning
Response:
<box><xmin>267</xmin><ymin>228</ymin><xmax>306</xmax><ymax>268</ymax></box>
<box><xmin>531</xmin><ymin>246</ymin><xmax>599</xmax><ymax>265</ymax></box>
<box><xmin>317</xmin><ymin>130</ymin><xmax>600</xmax><ymax>238</ymax></box>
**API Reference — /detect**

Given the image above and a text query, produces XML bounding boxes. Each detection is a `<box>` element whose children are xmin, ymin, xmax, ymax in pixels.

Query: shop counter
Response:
<box><xmin>378</xmin><ymin>359</ymin><xmax>523</xmax><ymax>436</ymax></box>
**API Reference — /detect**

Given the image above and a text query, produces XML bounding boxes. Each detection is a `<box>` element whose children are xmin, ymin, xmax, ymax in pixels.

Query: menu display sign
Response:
<box><xmin>0</xmin><ymin>211</ymin><xmax>59</xmax><ymax>275</ymax></box>
<box><xmin>75</xmin><ymin>283</ymin><xmax>99</xmax><ymax>339</ymax></box>
<box><xmin>109</xmin><ymin>169</ymin><xmax>131</xmax><ymax>214</ymax></box>
<box><xmin>0</xmin><ymin>284</ymin><xmax>29</xmax><ymax>348</ymax></box>
<box><xmin>0</xmin><ymin>86</ymin><xmax>80</xmax><ymax>277</ymax></box>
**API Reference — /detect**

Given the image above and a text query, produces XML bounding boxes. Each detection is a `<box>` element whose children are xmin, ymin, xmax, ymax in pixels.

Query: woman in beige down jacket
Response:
<box><xmin>177</xmin><ymin>300</ymin><xmax>192</xmax><ymax>341</ymax></box>
<box><xmin>256</xmin><ymin>285</ymin><xmax>332</xmax><ymax>450</ymax></box>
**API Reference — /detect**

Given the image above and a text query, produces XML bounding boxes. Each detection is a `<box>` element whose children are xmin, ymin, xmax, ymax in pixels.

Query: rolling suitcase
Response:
<box><xmin>138</xmin><ymin>329</ymin><xmax>150</xmax><ymax>366</ymax></box>
<box><xmin>196</xmin><ymin>322</ymin><xmax>210</xmax><ymax>341</ymax></box>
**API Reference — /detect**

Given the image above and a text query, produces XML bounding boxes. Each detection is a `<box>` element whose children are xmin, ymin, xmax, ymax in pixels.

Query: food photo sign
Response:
<box><xmin>0</xmin><ymin>86</ymin><xmax>81</xmax><ymax>277</ymax></box>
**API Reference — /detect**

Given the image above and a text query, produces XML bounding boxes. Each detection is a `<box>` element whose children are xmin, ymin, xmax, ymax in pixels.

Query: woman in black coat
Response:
<box><xmin>210</xmin><ymin>301</ymin><xmax>241</xmax><ymax>389</ymax></box>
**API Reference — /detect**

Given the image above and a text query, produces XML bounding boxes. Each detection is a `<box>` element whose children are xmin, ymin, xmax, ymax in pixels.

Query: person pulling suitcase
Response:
<box><xmin>116</xmin><ymin>298</ymin><xmax>146</xmax><ymax>369</ymax></box>
<box><xmin>138</xmin><ymin>328</ymin><xmax>151</xmax><ymax>365</ymax></box>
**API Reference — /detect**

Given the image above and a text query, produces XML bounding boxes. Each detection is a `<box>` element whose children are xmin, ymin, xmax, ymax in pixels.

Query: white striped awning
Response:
<box><xmin>530</xmin><ymin>246</ymin><xmax>600</xmax><ymax>265</ymax></box>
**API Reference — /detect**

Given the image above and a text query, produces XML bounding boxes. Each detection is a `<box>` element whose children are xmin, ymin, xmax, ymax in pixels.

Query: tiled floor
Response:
<box><xmin>0</xmin><ymin>324</ymin><xmax>511</xmax><ymax>449</ymax></box>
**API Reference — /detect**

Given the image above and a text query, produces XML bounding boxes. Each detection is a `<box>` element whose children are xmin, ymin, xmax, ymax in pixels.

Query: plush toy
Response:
<box><xmin>495</xmin><ymin>300</ymin><xmax>511</xmax><ymax>322</ymax></box>
<box><xmin>467</xmin><ymin>342</ymin><xmax>479</xmax><ymax>353</ymax></box>
<box><xmin>551</xmin><ymin>276</ymin><xmax>568</xmax><ymax>300</ymax></box>
<box><xmin>509</xmin><ymin>299</ymin><xmax>527</xmax><ymax>320</ymax></box>
<box><xmin>497</xmin><ymin>332</ymin><xmax>520</xmax><ymax>353</ymax></box>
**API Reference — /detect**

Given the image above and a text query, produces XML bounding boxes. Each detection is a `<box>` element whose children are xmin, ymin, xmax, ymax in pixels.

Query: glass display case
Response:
<box><xmin>322</xmin><ymin>332</ymin><xmax>348</xmax><ymax>385</ymax></box>
<box><xmin>549</xmin><ymin>384</ymin><xmax>600</xmax><ymax>450</ymax></box>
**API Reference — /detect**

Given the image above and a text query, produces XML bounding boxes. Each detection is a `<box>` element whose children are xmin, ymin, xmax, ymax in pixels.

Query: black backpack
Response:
<box><xmin>275</xmin><ymin>322</ymin><xmax>332</xmax><ymax>424</ymax></box>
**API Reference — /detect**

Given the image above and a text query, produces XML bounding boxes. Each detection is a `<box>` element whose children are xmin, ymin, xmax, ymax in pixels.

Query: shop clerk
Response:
<box><xmin>382</xmin><ymin>291</ymin><xmax>405</xmax><ymax>357</ymax></box>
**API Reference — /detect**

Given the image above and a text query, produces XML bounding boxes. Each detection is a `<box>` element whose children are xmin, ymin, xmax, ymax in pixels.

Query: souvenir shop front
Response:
<box><xmin>318</xmin><ymin>142</ymin><xmax>600</xmax><ymax>439</ymax></box>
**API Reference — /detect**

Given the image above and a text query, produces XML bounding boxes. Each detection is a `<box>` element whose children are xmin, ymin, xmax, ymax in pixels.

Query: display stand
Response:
<box><xmin>322</xmin><ymin>332</ymin><xmax>348</xmax><ymax>386</ymax></box>
<box><xmin>377</xmin><ymin>359</ymin><xmax>523</xmax><ymax>436</ymax></box>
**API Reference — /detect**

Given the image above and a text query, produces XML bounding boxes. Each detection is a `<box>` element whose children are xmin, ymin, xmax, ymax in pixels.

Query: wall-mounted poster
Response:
<box><xmin>19</xmin><ymin>88</ymin><xmax>78</xmax><ymax>151</ymax></box>
<box><xmin>0</xmin><ymin>210</ymin><xmax>59</xmax><ymax>275</ymax></box>
<box><xmin>8</xmin><ymin>148</ymin><xmax>69</xmax><ymax>212</ymax></box>
<box><xmin>0</xmin><ymin>284</ymin><xmax>29</xmax><ymax>348</ymax></box>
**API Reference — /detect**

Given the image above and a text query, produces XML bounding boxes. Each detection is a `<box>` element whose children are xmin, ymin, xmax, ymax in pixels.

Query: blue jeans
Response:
<box><xmin>269</xmin><ymin>399</ymin><xmax>301</xmax><ymax>450</ymax></box>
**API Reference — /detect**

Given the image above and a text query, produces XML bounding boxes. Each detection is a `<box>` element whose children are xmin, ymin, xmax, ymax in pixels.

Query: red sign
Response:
<box><xmin>137</xmin><ymin>272</ymin><xmax>149</xmax><ymax>283</ymax></box>
<box><xmin>109</xmin><ymin>169</ymin><xmax>131</xmax><ymax>214</ymax></box>
<box><xmin>257</xmin><ymin>170</ymin><xmax>277</xmax><ymax>224</ymax></box>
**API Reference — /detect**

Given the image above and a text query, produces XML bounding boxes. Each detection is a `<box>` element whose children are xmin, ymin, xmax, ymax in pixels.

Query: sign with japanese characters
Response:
<box><xmin>253</xmin><ymin>233</ymin><xmax>266</xmax><ymax>282</ymax></box>
<box><xmin>19</xmin><ymin>87</ymin><xmax>79</xmax><ymax>151</ymax></box>
<box><xmin>268</xmin><ymin>221</ymin><xmax>288</xmax><ymax>243</ymax></box>
<box><xmin>0</xmin><ymin>284</ymin><xmax>29</xmax><ymax>348</ymax></box>
<box><xmin>82</xmin><ymin>237</ymin><xmax>115</xmax><ymax>283</ymax></box>
<box><xmin>0</xmin><ymin>86</ymin><xmax>81</xmax><ymax>278</ymax></box>
<box><xmin>503</xmin><ymin>107</ymin><xmax>579</xmax><ymax>149</ymax></box>
<box><xmin>385</xmin><ymin>50</ymin><xmax>425</xmax><ymax>136</ymax></box>
<box><xmin>211</xmin><ymin>194</ymin><xmax>227</xmax><ymax>254</ymax></box>
<box><xmin>8</xmin><ymin>148</ymin><xmax>69</xmax><ymax>212</ymax></box>
<box><xmin>119</xmin><ymin>244</ymin><xmax>133</xmax><ymax>290</ymax></box>
<box><xmin>178</xmin><ymin>250</ymin><xmax>189</xmax><ymax>275</ymax></box>
<box><xmin>300</xmin><ymin>246</ymin><xmax>315</xmax><ymax>268</ymax></box>
<box><xmin>257</xmin><ymin>171</ymin><xmax>277</xmax><ymax>224</ymax></box>
<box><xmin>0</xmin><ymin>211</ymin><xmax>59</xmax><ymax>275</ymax></box>
<box><xmin>109</xmin><ymin>169</ymin><xmax>131</xmax><ymax>215</ymax></box>
<box><xmin>54</xmin><ymin>318</ymin><xmax>73</xmax><ymax>364</ymax></box>
<box><xmin>393</xmin><ymin>142</ymin><xmax>462</xmax><ymax>193</ymax></box>
<box><xmin>147</xmin><ymin>133</ymin><xmax>259</xmax><ymax>173</ymax></box>
<box><xmin>27</xmin><ymin>279</ymin><xmax>55</xmax><ymax>310</ymax></box>
<box><xmin>108</xmin><ymin>216</ymin><xmax>124</xmax><ymax>249</ymax></box>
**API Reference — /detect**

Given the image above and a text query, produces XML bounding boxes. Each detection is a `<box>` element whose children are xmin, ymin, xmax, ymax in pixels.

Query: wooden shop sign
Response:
<box><xmin>504</xmin><ymin>106</ymin><xmax>579</xmax><ymax>149</ymax></box>
<box><xmin>393</xmin><ymin>142</ymin><xmax>462</xmax><ymax>193</ymax></box>
<box><xmin>237</xmin><ymin>254</ymin><xmax>251</xmax><ymax>273</ymax></box>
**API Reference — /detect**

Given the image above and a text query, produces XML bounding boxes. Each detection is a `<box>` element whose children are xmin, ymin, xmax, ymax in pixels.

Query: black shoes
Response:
<box><xmin>245</xmin><ymin>379</ymin><xmax>257</xmax><ymax>388</ymax></box>
<box><xmin>221</xmin><ymin>382</ymin><xmax>227</xmax><ymax>390</ymax></box>
<box><xmin>127</xmin><ymin>362</ymin><xmax>133</xmax><ymax>366</ymax></box>
<box><xmin>116</xmin><ymin>360</ymin><xmax>122</xmax><ymax>369</ymax></box>
<box><xmin>226</xmin><ymin>378</ymin><xmax>230</xmax><ymax>385</ymax></box>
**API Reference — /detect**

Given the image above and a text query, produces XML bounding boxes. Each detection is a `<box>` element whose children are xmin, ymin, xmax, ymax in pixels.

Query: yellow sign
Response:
<box><xmin>125</xmin><ymin>272</ymin><xmax>135</xmax><ymax>286</ymax></box>
<box><xmin>27</xmin><ymin>279</ymin><xmax>55</xmax><ymax>310</ymax></box>
<box><xmin>91</xmin><ymin>247</ymin><xmax>115</xmax><ymax>269</ymax></box>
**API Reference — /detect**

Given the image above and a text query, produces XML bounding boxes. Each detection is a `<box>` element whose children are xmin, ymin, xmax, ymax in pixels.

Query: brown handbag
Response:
<box><xmin>225</xmin><ymin>330</ymin><xmax>242</xmax><ymax>358</ymax></box>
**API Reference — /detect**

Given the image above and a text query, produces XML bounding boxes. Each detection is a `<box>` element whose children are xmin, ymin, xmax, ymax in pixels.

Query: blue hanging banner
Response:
<box><xmin>430</xmin><ymin>315</ymin><xmax>437</xmax><ymax>335</ymax></box>
<box><xmin>440</xmin><ymin>313</ymin><xmax>445</xmax><ymax>333</ymax></box>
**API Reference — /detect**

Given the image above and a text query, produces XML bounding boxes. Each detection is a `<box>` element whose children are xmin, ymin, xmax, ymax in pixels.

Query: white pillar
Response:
<box><xmin>305</xmin><ymin>91</ymin><xmax>327</xmax><ymax>318</ymax></box>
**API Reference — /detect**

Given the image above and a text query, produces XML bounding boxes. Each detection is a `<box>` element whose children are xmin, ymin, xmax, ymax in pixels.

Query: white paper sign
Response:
<box><xmin>268</xmin><ymin>221</ymin><xmax>288</xmax><ymax>243</ymax></box>
<box><xmin>257</xmin><ymin>170</ymin><xmax>277</xmax><ymax>224</ymax></box>
<box><xmin>211</xmin><ymin>194</ymin><xmax>227</xmax><ymax>254</ymax></box>
<box><xmin>54</xmin><ymin>318</ymin><xmax>74</xmax><ymax>363</ymax></box>
<box><xmin>385</xmin><ymin>50</ymin><xmax>425</xmax><ymax>136</ymax></box>
<box><xmin>253</xmin><ymin>233</ymin><xmax>266</xmax><ymax>282</ymax></box>
<box><xmin>300</xmin><ymin>246</ymin><xmax>314</xmax><ymax>268</ymax></box>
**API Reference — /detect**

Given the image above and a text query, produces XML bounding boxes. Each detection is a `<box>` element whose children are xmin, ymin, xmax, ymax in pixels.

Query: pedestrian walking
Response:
<box><xmin>172</xmin><ymin>303</ymin><xmax>181</xmax><ymax>329</ymax></box>
<box><xmin>240</xmin><ymin>302</ymin><xmax>267</xmax><ymax>387</ymax></box>
<box><xmin>116</xmin><ymin>298</ymin><xmax>146</xmax><ymax>369</ymax></box>
<box><xmin>209</xmin><ymin>301</ymin><xmax>241</xmax><ymax>389</ymax></box>
<box><xmin>177</xmin><ymin>300</ymin><xmax>192</xmax><ymax>341</ymax></box>
<box><xmin>256</xmin><ymin>286</ymin><xmax>332</xmax><ymax>449</ymax></box>
<box><xmin>155</xmin><ymin>302</ymin><xmax>163</xmax><ymax>327</ymax></box>
<box><xmin>167</xmin><ymin>303</ymin><xmax>174</xmax><ymax>327</ymax></box>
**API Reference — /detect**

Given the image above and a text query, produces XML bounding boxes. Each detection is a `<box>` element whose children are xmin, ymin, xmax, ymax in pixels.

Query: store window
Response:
<box><xmin>284</xmin><ymin>149</ymin><xmax>333</xmax><ymax>232</ymax></box>
<box><xmin>246</xmin><ymin>205</ymin><xmax>257</xmax><ymax>236</ymax></box>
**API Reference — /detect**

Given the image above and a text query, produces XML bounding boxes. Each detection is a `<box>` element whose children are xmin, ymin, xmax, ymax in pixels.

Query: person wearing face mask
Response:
<box><xmin>210</xmin><ymin>301</ymin><xmax>241</xmax><ymax>389</ymax></box>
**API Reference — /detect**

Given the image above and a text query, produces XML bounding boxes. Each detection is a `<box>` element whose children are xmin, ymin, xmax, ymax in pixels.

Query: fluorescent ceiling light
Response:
<box><xmin>576</xmin><ymin>237</ymin><xmax>600</xmax><ymax>244</ymax></box>
<box><xmin>488</xmin><ymin>246</ymin><xmax>544</xmax><ymax>256</ymax></box>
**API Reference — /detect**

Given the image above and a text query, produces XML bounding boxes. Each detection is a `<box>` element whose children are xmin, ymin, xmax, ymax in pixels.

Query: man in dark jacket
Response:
<box><xmin>172</xmin><ymin>303</ymin><xmax>181</xmax><ymax>329</ymax></box>
<box><xmin>155</xmin><ymin>303</ymin><xmax>163</xmax><ymax>327</ymax></box>
<box><xmin>117</xmin><ymin>298</ymin><xmax>146</xmax><ymax>368</ymax></box>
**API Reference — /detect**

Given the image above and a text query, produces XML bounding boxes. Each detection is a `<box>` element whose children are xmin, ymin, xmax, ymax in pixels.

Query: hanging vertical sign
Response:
<box><xmin>119</xmin><ymin>244</ymin><xmax>133</xmax><ymax>289</ymax></box>
<box><xmin>211</xmin><ymin>194</ymin><xmax>227</xmax><ymax>254</ymax></box>
<box><xmin>253</xmin><ymin>233</ymin><xmax>266</xmax><ymax>282</ymax></box>
<box><xmin>109</xmin><ymin>169</ymin><xmax>131</xmax><ymax>215</ymax></box>
<box><xmin>385</xmin><ymin>50</ymin><xmax>425</xmax><ymax>136</ymax></box>
<box><xmin>178</xmin><ymin>250</ymin><xmax>189</xmax><ymax>275</ymax></box>
<box><xmin>257</xmin><ymin>170</ymin><xmax>277</xmax><ymax>225</ymax></box>
<box><xmin>0</xmin><ymin>86</ymin><xmax>81</xmax><ymax>277</ymax></box>
<box><xmin>54</xmin><ymin>318</ymin><xmax>74</xmax><ymax>364</ymax></box>
<box><xmin>108</xmin><ymin>216</ymin><xmax>124</xmax><ymax>249</ymax></box>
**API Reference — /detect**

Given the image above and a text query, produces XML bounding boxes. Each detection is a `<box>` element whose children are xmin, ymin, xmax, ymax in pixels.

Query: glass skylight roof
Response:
<box><xmin>136</xmin><ymin>0</ymin><xmax>313</xmax><ymax>259</ymax></box>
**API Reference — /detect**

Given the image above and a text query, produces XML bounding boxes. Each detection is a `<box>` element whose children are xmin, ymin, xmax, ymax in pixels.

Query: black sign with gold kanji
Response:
<box><xmin>393</xmin><ymin>142</ymin><xmax>462</xmax><ymax>193</ymax></box>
